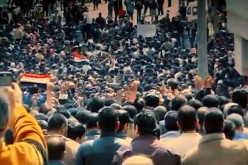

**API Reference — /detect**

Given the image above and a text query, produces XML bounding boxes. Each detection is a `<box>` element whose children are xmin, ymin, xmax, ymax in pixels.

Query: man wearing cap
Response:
<box><xmin>113</xmin><ymin>110</ymin><xmax>180</xmax><ymax>165</ymax></box>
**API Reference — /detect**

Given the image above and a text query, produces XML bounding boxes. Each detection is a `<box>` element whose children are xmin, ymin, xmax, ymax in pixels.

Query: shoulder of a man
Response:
<box><xmin>0</xmin><ymin>141</ymin><xmax>44</xmax><ymax>164</ymax></box>
<box><xmin>77</xmin><ymin>139</ymin><xmax>95</xmax><ymax>156</ymax></box>
<box><xmin>113</xmin><ymin>143</ymin><xmax>132</xmax><ymax>165</ymax></box>
<box><xmin>181</xmin><ymin>146</ymin><xmax>202</xmax><ymax>165</ymax></box>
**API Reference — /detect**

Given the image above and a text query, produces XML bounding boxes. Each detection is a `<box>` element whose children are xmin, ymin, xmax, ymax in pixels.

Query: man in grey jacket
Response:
<box><xmin>182</xmin><ymin>109</ymin><xmax>248</xmax><ymax>165</ymax></box>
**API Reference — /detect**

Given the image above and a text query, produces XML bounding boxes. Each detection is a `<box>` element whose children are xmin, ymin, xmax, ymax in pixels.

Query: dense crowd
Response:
<box><xmin>1</xmin><ymin>0</ymin><xmax>248</xmax><ymax>165</ymax></box>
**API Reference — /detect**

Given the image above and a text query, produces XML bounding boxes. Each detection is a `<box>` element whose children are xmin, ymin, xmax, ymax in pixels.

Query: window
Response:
<box><xmin>192</xmin><ymin>7</ymin><xmax>197</xmax><ymax>15</ymax></box>
<box><xmin>187</xmin><ymin>7</ymin><xmax>192</xmax><ymax>15</ymax></box>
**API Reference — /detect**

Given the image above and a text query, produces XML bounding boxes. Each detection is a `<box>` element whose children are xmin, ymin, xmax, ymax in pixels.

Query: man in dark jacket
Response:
<box><xmin>75</xmin><ymin>107</ymin><xmax>129</xmax><ymax>165</ymax></box>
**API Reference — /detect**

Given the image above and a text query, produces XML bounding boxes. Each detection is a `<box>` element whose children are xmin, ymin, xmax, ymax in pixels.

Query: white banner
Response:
<box><xmin>137</xmin><ymin>24</ymin><xmax>156</xmax><ymax>38</ymax></box>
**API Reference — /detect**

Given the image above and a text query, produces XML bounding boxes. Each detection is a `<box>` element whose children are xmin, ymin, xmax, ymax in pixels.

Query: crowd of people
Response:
<box><xmin>1</xmin><ymin>0</ymin><xmax>248</xmax><ymax>165</ymax></box>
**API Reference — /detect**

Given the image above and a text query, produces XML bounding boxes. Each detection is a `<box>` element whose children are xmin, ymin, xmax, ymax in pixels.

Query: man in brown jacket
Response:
<box><xmin>182</xmin><ymin>109</ymin><xmax>248</xmax><ymax>165</ymax></box>
<box><xmin>113</xmin><ymin>110</ymin><xmax>181</xmax><ymax>165</ymax></box>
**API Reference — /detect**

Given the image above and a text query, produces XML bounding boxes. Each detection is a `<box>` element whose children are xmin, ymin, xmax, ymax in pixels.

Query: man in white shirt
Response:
<box><xmin>163</xmin><ymin>105</ymin><xmax>202</xmax><ymax>157</ymax></box>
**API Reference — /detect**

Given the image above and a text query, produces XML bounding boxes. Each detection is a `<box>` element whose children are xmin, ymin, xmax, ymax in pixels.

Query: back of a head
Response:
<box><xmin>164</xmin><ymin>111</ymin><xmax>178</xmax><ymax>131</ymax></box>
<box><xmin>48</xmin><ymin>113</ymin><xmax>67</xmax><ymax>132</ymax></box>
<box><xmin>38</xmin><ymin>120</ymin><xmax>48</xmax><ymax>130</ymax></box>
<box><xmin>154</xmin><ymin>106</ymin><xmax>167</xmax><ymax>121</ymax></box>
<box><xmin>167</xmin><ymin>78</ymin><xmax>178</xmax><ymax>90</ymax></box>
<box><xmin>87</xmin><ymin>97</ymin><xmax>104</xmax><ymax>113</ymax></box>
<box><xmin>144</xmin><ymin>95</ymin><xmax>160</xmax><ymax>108</ymax></box>
<box><xmin>123</xmin><ymin>104</ymin><xmax>138</xmax><ymax>119</ymax></box>
<box><xmin>47</xmin><ymin>136</ymin><xmax>66</xmax><ymax>160</ymax></box>
<box><xmin>202</xmin><ymin>95</ymin><xmax>219</xmax><ymax>108</ymax></box>
<box><xmin>75</xmin><ymin>110</ymin><xmax>91</xmax><ymax>124</ymax></box>
<box><xmin>178</xmin><ymin>105</ymin><xmax>197</xmax><ymax>132</ymax></box>
<box><xmin>227</xmin><ymin>105</ymin><xmax>244</xmax><ymax>118</ymax></box>
<box><xmin>187</xmin><ymin>99</ymin><xmax>203</xmax><ymax>110</ymax></box>
<box><xmin>104</xmin><ymin>98</ymin><xmax>116</xmax><ymax>106</ymax></box>
<box><xmin>68</xmin><ymin>123</ymin><xmax>86</xmax><ymax>142</ymax></box>
<box><xmin>232</xmin><ymin>89</ymin><xmax>248</xmax><ymax>108</ymax></box>
<box><xmin>122</xmin><ymin>155</ymin><xmax>154</xmax><ymax>165</ymax></box>
<box><xmin>170</xmin><ymin>95</ymin><xmax>187</xmax><ymax>111</ymax></box>
<box><xmin>98</xmin><ymin>107</ymin><xmax>119</xmax><ymax>132</ymax></box>
<box><xmin>134</xmin><ymin>110</ymin><xmax>157</xmax><ymax>136</ymax></box>
<box><xmin>204</xmin><ymin>109</ymin><xmax>224</xmax><ymax>134</ymax></box>
<box><xmin>226</xmin><ymin>113</ymin><xmax>244</xmax><ymax>130</ymax></box>
<box><xmin>197</xmin><ymin>107</ymin><xmax>209</xmax><ymax>126</ymax></box>
<box><xmin>111</xmin><ymin>103</ymin><xmax>123</xmax><ymax>110</ymax></box>
<box><xmin>223</xmin><ymin>120</ymin><xmax>236</xmax><ymax>140</ymax></box>
<box><xmin>133</xmin><ymin>98</ymin><xmax>145</xmax><ymax>112</ymax></box>
<box><xmin>58</xmin><ymin>110</ymin><xmax>71</xmax><ymax>119</ymax></box>
<box><xmin>86</xmin><ymin>113</ymin><xmax>98</xmax><ymax>129</ymax></box>
<box><xmin>0</xmin><ymin>97</ymin><xmax>9</xmax><ymax>137</ymax></box>
<box><xmin>118</xmin><ymin>110</ymin><xmax>133</xmax><ymax>130</ymax></box>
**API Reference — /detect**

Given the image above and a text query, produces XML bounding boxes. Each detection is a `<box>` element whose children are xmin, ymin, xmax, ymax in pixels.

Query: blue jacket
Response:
<box><xmin>75</xmin><ymin>131</ymin><xmax>129</xmax><ymax>165</ymax></box>
<box><xmin>85</xmin><ymin>129</ymin><xmax>100</xmax><ymax>141</ymax></box>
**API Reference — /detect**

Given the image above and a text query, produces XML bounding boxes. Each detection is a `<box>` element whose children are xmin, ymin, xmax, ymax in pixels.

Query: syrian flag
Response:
<box><xmin>73</xmin><ymin>51</ymin><xmax>87</xmax><ymax>62</ymax></box>
<box><xmin>20</xmin><ymin>74</ymin><xmax>52</xmax><ymax>84</ymax></box>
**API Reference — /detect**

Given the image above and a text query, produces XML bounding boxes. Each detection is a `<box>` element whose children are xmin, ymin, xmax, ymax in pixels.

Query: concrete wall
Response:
<box><xmin>226</xmin><ymin>0</ymin><xmax>248</xmax><ymax>75</ymax></box>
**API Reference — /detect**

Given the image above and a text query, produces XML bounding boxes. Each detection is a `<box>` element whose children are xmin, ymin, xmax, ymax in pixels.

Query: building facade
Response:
<box><xmin>226</xmin><ymin>0</ymin><xmax>248</xmax><ymax>75</ymax></box>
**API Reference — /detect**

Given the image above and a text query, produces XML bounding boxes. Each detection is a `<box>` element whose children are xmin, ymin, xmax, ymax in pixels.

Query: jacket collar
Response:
<box><xmin>100</xmin><ymin>131</ymin><xmax>116</xmax><ymax>137</ymax></box>
<box><xmin>200</xmin><ymin>133</ymin><xmax>225</xmax><ymax>145</ymax></box>
<box><xmin>132</xmin><ymin>135</ymin><xmax>157</xmax><ymax>143</ymax></box>
<box><xmin>161</xmin><ymin>131</ymin><xmax>180</xmax><ymax>138</ymax></box>
<box><xmin>86</xmin><ymin>129</ymin><xmax>100</xmax><ymax>136</ymax></box>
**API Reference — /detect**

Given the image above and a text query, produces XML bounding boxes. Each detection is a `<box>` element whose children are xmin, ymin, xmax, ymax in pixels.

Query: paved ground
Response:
<box><xmin>85</xmin><ymin>0</ymin><xmax>180</xmax><ymax>24</ymax></box>
<box><xmin>55</xmin><ymin>0</ymin><xmax>191</xmax><ymax>48</ymax></box>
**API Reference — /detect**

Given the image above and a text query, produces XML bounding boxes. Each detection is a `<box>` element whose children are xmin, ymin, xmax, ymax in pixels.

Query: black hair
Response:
<box><xmin>167</xmin><ymin>78</ymin><xmax>178</xmax><ymax>90</ymax></box>
<box><xmin>223</xmin><ymin>119</ymin><xmax>235</xmax><ymax>140</ymax></box>
<box><xmin>87</xmin><ymin>97</ymin><xmax>104</xmax><ymax>113</ymax></box>
<box><xmin>197</xmin><ymin>107</ymin><xmax>209</xmax><ymax>126</ymax></box>
<box><xmin>164</xmin><ymin>111</ymin><xmax>178</xmax><ymax>131</ymax></box>
<box><xmin>98</xmin><ymin>107</ymin><xmax>118</xmax><ymax>132</ymax></box>
<box><xmin>75</xmin><ymin>110</ymin><xmax>91</xmax><ymax>124</ymax></box>
<box><xmin>47</xmin><ymin>113</ymin><xmax>67</xmax><ymax>131</ymax></box>
<box><xmin>202</xmin><ymin>95</ymin><xmax>219</xmax><ymax>108</ymax></box>
<box><xmin>232</xmin><ymin>89</ymin><xmax>248</xmax><ymax>108</ymax></box>
<box><xmin>123</xmin><ymin>104</ymin><xmax>138</xmax><ymax>119</ymax></box>
<box><xmin>178</xmin><ymin>105</ymin><xmax>197</xmax><ymax>132</ymax></box>
<box><xmin>133</xmin><ymin>98</ymin><xmax>145</xmax><ymax>112</ymax></box>
<box><xmin>86</xmin><ymin>113</ymin><xmax>98</xmax><ymax>129</ymax></box>
<box><xmin>104</xmin><ymin>98</ymin><xmax>116</xmax><ymax>106</ymax></box>
<box><xmin>227</xmin><ymin>105</ymin><xmax>244</xmax><ymax>117</ymax></box>
<box><xmin>187</xmin><ymin>99</ymin><xmax>203</xmax><ymax>110</ymax></box>
<box><xmin>144</xmin><ymin>95</ymin><xmax>160</xmax><ymax>108</ymax></box>
<box><xmin>47</xmin><ymin>136</ymin><xmax>66</xmax><ymax>160</ymax></box>
<box><xmin>154</xmin><ymin>106</ymin><xmax>167</xmax><ymax>121</ymax></box>
<box><xmin>68</xmin><ymin>123</ymin><xmax>86</xmax><ymax>141</ymax></box>
<box><xmin>170</xmin><ymin>95</ymin><xmax>187</xmax><ymax>111</ymax></box>
<box><xmin>134</xmin><ymin>110</ymin><xmax>157</xmax><ymax>136</ymax></box>
<box><xmin>204</xmin><ymin>109</ymin><xmax>224</xmax><ymax>134</ymax></box>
